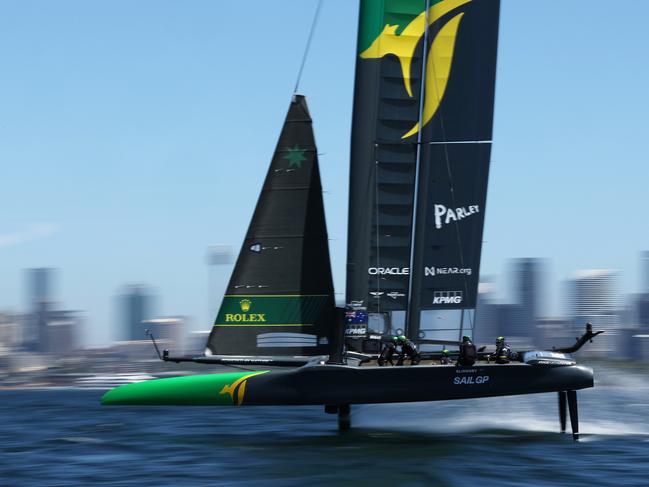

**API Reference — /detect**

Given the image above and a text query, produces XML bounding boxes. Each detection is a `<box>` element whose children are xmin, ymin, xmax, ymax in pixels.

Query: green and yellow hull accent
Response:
<box><xmin>101</xmin><ymin>371</ymin><xmax>268</xmax><ymax>406</ymax></box>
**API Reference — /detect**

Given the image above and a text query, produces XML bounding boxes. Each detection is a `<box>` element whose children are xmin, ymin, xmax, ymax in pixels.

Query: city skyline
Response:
<box><xmin>1</xmin><ymin>1</ymin><xmax>648</xmax><ymax>345</ymax></box>
<box><xmin>4</xmin><ymin>252</ymin><xmax>649</xmax><ymax>348</ymax></box>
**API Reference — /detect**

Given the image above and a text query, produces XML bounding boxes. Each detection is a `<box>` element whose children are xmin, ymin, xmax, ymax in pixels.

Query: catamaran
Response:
<box><xmin>102</xmin><ymin>0</ymin><xmax>602</xmax><ymax>440</ymax></box>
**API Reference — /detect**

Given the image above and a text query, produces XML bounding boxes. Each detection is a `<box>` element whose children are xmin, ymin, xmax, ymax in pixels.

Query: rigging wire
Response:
<box><xmin>293</xmin><ymin>0</ymin><xmax>324</xmax><ymax>94</ymax></box>
<box><xmin>374</xmin><ymin>154</ymin><xmax>381</xmax><ymax>316</ymax></box>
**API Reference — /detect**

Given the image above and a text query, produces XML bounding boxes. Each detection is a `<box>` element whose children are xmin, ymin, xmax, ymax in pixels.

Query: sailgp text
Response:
<box><xmin>453</xmin><ymin>376</ymin><xmax>490</xmax><ymax>385</ymax></box>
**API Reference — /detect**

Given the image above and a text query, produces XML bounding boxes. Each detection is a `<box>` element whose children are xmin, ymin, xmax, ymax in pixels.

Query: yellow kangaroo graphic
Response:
<box><xmin>359</xmin><ymin>0</ymin><xmax>471</xmax><ymax>139</ymax></box>
<box><xmin>219</xmin><ymin>371</ymin><xmax>267</xmax><ymax>406</ymax></box>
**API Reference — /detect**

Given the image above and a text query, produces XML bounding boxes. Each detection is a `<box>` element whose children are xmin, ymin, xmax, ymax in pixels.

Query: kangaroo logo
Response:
<box><xmin>219</xmin><ymin>371</ymin><xmax>268</xmax><ymax>406</ymax></box>
<box><xmin>360</xmin><ymin>0</ymin><xmax>471</xmax><ymax>139</ymax></box>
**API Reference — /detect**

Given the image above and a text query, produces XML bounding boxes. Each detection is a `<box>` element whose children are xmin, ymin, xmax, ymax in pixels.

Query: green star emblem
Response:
<box><xmin>283</xmin><ymin>145</ymin><xmax>307</xmax><ymax>168</ymax></box>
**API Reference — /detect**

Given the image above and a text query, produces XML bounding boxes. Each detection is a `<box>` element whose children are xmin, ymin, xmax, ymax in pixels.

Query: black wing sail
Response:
<box><xmin>407</xmin><ymin>0</ymin><xmax>500</xmax><ymax>341</ymax></box>
<box><xmin>206</xmin><ymin>95</ymin><xmax>335</xmax><ymax>358</ymax></box>
<box><xmin>346</xmin><ymin>0</ymin><xmax>499</xmax><ymax>341</ymax></box>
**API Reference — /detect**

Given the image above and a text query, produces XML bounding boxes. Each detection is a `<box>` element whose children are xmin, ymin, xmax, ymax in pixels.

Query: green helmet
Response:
<box><xmin>442</xmin><ymin>349</ymin><xmax>450</xmax><ymax>356</ymax></box>
<box><xmin>398</xmin><ymin>335</ymin><xmax>407</xmax><ymax>342</ymax></box>
<box><xmin>496</xmin><ymin>336</ymin><xmax>505</xmax><ymax>344</ymax></box>
<box><xmin>462</xmin><ymin>335</ymin><xmax>471</xmax><ymax>342</ymax></box>
<box><xmin>392</xmin><ymin>336</ymin><xmax>399</xmax><ymax>343</ymax></box>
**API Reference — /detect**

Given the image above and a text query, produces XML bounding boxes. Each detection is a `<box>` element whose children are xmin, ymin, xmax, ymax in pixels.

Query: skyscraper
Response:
<box><xmin>638</xmin><ymin>296</ymin><xmax>649</xmax><ymax>334</ymax></box>
<box><xmin>567</xmin><ymin>269</ymin><xmax>620</xmax><ymax>354</ymax></box>
<box><xmin>120</xmin><ymin>285</ymin><xmax>154</xmax><ymax>341</ymax></box>
<box><xmin>512</xmin><ymin>258</ymin><xmax>543</xmax><ymax>345</ymax></box>
<box><xmin>641</xmin><ymin>251</ymin><xmax>649</xmax><ymax>294</ymax></box>
<box><xmin>634</xmin><ymin>252</ymin><xmax>649</xmax><ymax>334</ymax></box>
<box><xmin>474</xmin><ymin>278</ymin><xmax>498</xmax><ymax>344</ymax></box>
<box><xmin>24</xmin><ymin>268</ymin><xmax>54</xmax><ymax>350</ymax></box>
<box><xmin>206</xmin><ymin>245</ymin><xmax>234</xmax><ymax>324</ymax></box>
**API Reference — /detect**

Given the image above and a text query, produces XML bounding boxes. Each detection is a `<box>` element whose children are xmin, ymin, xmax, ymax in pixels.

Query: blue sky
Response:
<box><xmin>1</xmin><ymin>0</ymin><xmax>648</xmax><ymax>346</ymax></box>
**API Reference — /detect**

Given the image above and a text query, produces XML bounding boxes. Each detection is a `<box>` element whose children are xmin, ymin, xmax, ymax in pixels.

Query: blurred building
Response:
<box><xmin>536</xmin><ymin>317</ymin><xmax>573</xmax><ymax>351</ymax></box>
<box><xmin>22</xmin><ymin>268</ymin><xmax>81</xmax><ymax>355</ymax></box>
<box><xmin>641</xmin><ymin>250</ymin><xmax>649</xmax><ymax>293</ymax></box>
<box><xmin>119</xmin><ymin>285</ymin><xmax>154</xmax><ymax>341</ymax></box>
<box><xmin>142</xmin><ymin>316</ymin><xmax>186</xmax><ymax>353</ymax></box>
<box><xmin>567</xmin><ymin>269</ymin><xmax>620</xmax><ymax>355</ymax></box>
<box><xmin>109</xmin><ymin>340</ymin><xmax>161</xmax><ymax>362</ymax></box>
<box><xmin>474</xmin><ymin>279</ymin><xmax>498</xmax><ymax>344</ymax></box>
<box><xmin>637</xmin><ymin>294</ymin><xmax>649</xmax><ymax>333</ymax></box>
<box><xmin>512</xmin><ymin>258</ymin><xmax>543</xmax><ymax>345</ymax></box>
<box><xmin>186</xmin><ymin>330</ymin><xmax>211</xmax><ymax>355</ymax></box>
<box><xmin>637</xmin><ymin>251</ymin><xmax>649</xmax><ymax>333</ymax></box>
<box><xmin>25</xmin><ymin>268</ymin><xmax>55</xmax><ymax>350</ymax></box>
<box><xmin>0</xmin><ymin>312</ymin><xmax>21</xmax><ymax>348</ymax></box>
<box><xmin>207</xmin><ymin>245</ymin><xmax>234</xmax><ymax>321</ymax></box>
<box><xmin>630</xmin><ymin>334</ymin><xmax>649</xmax><ymax>361</ymax></box>
<box><xmin>40</xmin><ymin>310</ymin><xmax>82</xmax><ymax>356</ymax></box>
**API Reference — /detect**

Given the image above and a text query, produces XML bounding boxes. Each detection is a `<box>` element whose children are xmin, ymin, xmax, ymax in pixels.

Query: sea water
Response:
<box><xmin>1</xmin><ymin>362</ymin><xmax>647</xmax><ymax>486</ymax></box>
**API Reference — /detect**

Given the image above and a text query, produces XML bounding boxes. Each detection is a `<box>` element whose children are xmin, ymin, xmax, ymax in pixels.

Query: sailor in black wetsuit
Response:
<box><xmin>378</xmin><ymin>337</ymin><xmax>398</xmax><ymax>366</ymax></box>
<box><xmin>440</xmin><ymin>348</ymin><xmax>452</xmax><ymax>365</ymax></box>
<box><xmin>491</xmin><ymin>336</ymin><xmax>512</xmax><ymax>364</ymax></box>
<box><xmin>457</xmin><ymin>335</ymin><xmax>477</xmax><ymax>366</ymax></box>
<box><xmin>396</xmin><ymin>335</ymin><xmax>421</xmax><ymax>366</ymax></box>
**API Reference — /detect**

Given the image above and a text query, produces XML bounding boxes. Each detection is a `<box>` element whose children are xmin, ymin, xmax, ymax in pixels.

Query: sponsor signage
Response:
<box><xmin>433</xmin><ymin>204</ymin><xmax>479</xmax><ymax>229</ymax></box>
<box><xmin>424</xmin><ymin>267</ymin><xmax>473</xmax><ymax>277</ymax></box>
<box><xmin>386</xmin><ymin>292</ymin><xmax>406</xmax><ymax>300</ymax></box>
<box><xmin>345</xmin><ymin>327</ymin><xmax>367</xmax><ymax>336</ymax></box>
<box><xmin>368</xmin><ymin>267</ymin><xmax>410</xmax><ymax>276</ymax></box>
<box><xmin>224</xmin><ymin>299</ymin><xmax>267</xmax><ymax>323</ymax></box>
<box><xmin>432</xmin><ymin>291</ymin><xmax>463</xmax><ymax>305</ymax></box>
<box><xmin>214</xmin><ymin>295</ymin><xmax>328</xmax><ymax>327</ymax></box>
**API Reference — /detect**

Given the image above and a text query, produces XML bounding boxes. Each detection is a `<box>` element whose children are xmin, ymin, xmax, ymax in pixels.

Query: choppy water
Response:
<box><xmin>1</xmin><ymin>363</ymin><xmax>648</xmax><ymax>486</ymax></box>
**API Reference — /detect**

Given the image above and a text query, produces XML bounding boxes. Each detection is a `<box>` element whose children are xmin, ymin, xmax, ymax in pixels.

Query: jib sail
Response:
<box><xmin>346</xmin><ymin>0</ymin><xmax>500</xmax><ymax>342</ymax></box>
<box><xmin>206</xmin><ymin>95</ymin><xmax>335</xmax><ymax>357</ymax></box>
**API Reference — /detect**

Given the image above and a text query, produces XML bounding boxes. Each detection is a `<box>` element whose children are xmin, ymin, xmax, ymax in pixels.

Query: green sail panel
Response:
<box><xmin>206</xmin><ymin>96</ymin><xmax>335</xmax><ymax>357</ymax></box>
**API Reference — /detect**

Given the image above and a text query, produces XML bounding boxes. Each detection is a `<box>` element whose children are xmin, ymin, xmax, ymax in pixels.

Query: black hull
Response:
<box><xmin>245</xmin><ymin>363</ymin><xmax>593</xmax><ymax>406</ymax></box>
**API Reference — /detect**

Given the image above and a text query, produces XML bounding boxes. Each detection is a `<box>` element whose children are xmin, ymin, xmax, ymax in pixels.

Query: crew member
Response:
<box><xmin>491</xmin><ymin>336</ymin><xmax>512</xmax><ymax>364</ymax></box>
<box><xmin>396</xmin><ymin>335</ymin><xmax>421</xmax><ymax>366</ymax></box>
<box><xmin>378</xmin><ymin>337</ymin><xmax>398</xmax><ymax>366</ymax></box>
<box><xmin>457</xmin><ymin>335</ymin><xmax>477</xmax><ymax>366</ymax></box>
<box><xmin>440</xmin><ymin>349</ymin><xmax>452</xmax><ymax>365</ymax></box>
